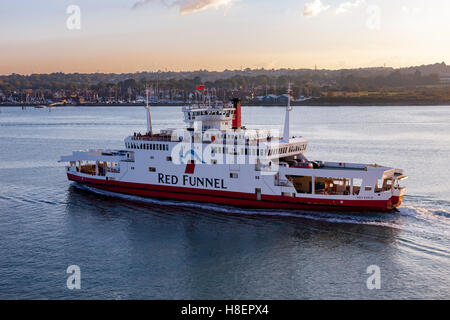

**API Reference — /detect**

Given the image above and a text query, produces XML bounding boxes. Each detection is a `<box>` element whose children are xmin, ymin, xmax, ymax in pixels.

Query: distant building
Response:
<box><xmin>440</xmin><ymin>74</ymin><xmax>450</xmax><ymax>83</ymax></box>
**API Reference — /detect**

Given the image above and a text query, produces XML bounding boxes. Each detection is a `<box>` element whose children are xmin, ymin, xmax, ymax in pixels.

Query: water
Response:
<box><xmin>0</xmin><ymin>105</ymin><xmax>449</xmax><ymax>299</ymax></box>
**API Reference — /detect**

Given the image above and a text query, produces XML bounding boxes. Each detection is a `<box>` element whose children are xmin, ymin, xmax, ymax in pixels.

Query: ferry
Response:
<box><xmin>60</xmin><ymin>87</ymin><xmax>407</xmax><ymax>212</ymax></box>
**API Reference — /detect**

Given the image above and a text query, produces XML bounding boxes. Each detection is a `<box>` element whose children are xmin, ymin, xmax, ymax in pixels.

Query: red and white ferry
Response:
<box><xmin>60</xmin><ymin>88</ymin><xmax>407</xmax><ymax>212</ymax></box>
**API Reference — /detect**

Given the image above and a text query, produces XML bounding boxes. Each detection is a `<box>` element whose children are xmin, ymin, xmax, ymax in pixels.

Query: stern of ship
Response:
<box><xmin>390</xmin><ymin>186</ymin><xmax>406</xmax><ymax>209</ymax></box>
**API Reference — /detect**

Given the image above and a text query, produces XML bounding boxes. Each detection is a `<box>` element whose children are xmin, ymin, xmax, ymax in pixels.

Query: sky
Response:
<box><xmin>1</xmin><ymin>0</ymin><xmax>449</xmax><ymax>74</ymax></box>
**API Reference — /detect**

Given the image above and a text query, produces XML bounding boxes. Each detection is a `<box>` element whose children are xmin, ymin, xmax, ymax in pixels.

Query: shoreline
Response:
<box><xmin>2</xmin><ymin>101</ymin><xmax>450</xmax><ymax>107</ymax></box>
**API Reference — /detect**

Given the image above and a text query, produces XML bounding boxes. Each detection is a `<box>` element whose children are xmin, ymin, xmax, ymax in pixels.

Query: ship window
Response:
<box><xmin>287</xmin><ymin>175</ymin><xmax>312</xmax><ymax>194</ymax></box>
<box><xmin>230</xmin><ymin>173</ymin><xmax>238</xmax><ymax>179</ymax></box>
<box><xmin>352</xmin><ymin>178</ymin><xmax>361</xmax><ymax>188</ymax></box>
<box><xmin>311</xmin><ymin>177</ymin><xmax>350</xmax><ymax>195</ymax></box>
<box><xmin>365</xmin><ymin>186</ymin><xmax>372</xmax><ymax>191</ymax></box>
<box><xmin>166</xmin><ymin>156</ymin><xmax>172</xmax><ymax>161</ymax></box>
<box><xmin>375</xmin><ymin>179</ymin><xmax>384</xmax><ymax>193</ymax></box>
<box><xmin>148</xmin><ymin>167</ymin><xmax>156</xmax><ymax>172</ymax></box>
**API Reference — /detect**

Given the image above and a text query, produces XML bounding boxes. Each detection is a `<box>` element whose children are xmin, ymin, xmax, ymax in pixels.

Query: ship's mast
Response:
<box><xmin>145</xmin><ymin>87</ymin><xmax>153</xmax><ymax>135</ymax></box>
<box><xmin>282</xmin><ymin>82</ymin><xmax>292</xmax><ymax>143</ymax></box>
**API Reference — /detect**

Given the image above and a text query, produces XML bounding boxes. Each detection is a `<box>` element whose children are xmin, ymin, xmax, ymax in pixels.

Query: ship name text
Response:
<box><xmin>158</xmin><ymin>173</ymin><xmax>227</xmax><ymax>189</ymax></box>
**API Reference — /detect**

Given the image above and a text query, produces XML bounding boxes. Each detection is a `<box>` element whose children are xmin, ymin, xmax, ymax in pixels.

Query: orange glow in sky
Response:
<box><xmin>1</xmin><ymin>0</ymin><xmax>449</xmax><ymax>74</ymax></box>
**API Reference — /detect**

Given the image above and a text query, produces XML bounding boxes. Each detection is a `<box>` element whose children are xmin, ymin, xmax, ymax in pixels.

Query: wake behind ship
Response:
<box><xmin>60</xmin><ymin>87</ymin><xmax>407</xmax><ymax>212</ymax></box>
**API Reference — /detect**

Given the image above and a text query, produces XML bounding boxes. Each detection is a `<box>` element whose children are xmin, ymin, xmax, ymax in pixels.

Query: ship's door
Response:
<box><xmin>255</xmin><ymin>188</ymin><xmax>261</xmax><ymax>201</ymax></box>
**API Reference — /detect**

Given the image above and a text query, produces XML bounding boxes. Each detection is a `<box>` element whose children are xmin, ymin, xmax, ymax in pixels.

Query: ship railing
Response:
<box><xmin>182</xmin><ymin>102</ymin><xmax>226</xmax><ymax>111</ymax></box>
<box><xmin>130</xmin><ymin>135</ymin><xmax>172</xmax><ymax>141</ymax></box>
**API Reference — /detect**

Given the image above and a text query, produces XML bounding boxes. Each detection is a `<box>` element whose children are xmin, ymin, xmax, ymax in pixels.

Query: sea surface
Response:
<box><xmin>0</xmin><ymin>105</ymin><xmax>449</xmax><ymax>299</ymax></box>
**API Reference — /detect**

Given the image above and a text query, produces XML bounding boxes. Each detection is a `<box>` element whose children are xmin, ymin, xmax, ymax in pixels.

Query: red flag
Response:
<box><xmin>196</xmin><ymin>85</ymin><xmax>205</xmax><ymax>90</ymax></box>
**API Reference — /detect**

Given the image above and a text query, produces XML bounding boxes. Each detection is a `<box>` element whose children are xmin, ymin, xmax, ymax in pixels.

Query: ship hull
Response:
<box><xmin>68</xmin><ymin>173</ymin><xmax>399</xmax><ymax>212</ymax></box>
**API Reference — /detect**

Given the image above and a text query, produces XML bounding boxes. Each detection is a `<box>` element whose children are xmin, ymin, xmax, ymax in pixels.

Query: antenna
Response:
<box><xmin>145</xmin><ymin>87</ymin><xmax>152</xmax><ymax>135</ymax></box>
<box><xmin>282</xmin><ymin>82</ymin><xmax>292</xmax><ymax>143</ymax></box>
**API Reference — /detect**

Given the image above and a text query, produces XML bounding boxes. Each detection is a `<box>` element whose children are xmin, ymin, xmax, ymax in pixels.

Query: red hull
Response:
<box><xmin>67</xmin><ymin>173</ymin><xmax>396</xmax><ymax>212</ymax></box>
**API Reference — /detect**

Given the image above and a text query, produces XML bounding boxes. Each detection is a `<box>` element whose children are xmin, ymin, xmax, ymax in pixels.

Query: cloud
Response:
<box><xmin>335</xmin><ymin>0</ymin><xmax>365</xmax><ymax>15</ymax></box>
<box><xmin>132</xmin><ymin>0</ymin><xmax>236</xmax><ymax>14</ymax></box>
<box><xmin>132</xmin><ymin>0</ymin><xmax>153</xmax><ymax>10</ymax></box>
<box><xmin>302</xmin><ymin>0</ymin><xmax>330</xmax><ymax>17</ymax></box>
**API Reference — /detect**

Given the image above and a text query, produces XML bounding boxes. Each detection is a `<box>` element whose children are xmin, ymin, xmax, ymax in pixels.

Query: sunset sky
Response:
<box><xmin>1</xmin><ymin>0</ymin><xmax>449</xmax><ymax>74</ymax></box>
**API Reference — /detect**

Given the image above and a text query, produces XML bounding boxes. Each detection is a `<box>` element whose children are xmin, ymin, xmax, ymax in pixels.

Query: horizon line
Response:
<box><xmin>1</xmin><ymin>61</ymin><xmax>447</xmax><ymax>77</ymax></box>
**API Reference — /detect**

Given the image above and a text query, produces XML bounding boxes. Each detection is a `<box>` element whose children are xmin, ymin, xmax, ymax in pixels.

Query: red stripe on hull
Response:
<box><xmin>67</xmin><ymin>174</ymin><xmax>394</xmax><ymax>212</ymax></box>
